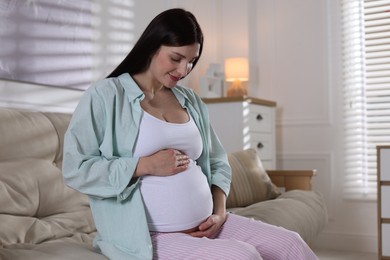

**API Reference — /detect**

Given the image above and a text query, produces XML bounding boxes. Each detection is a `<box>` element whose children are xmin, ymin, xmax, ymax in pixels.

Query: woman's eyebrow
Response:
<box><xmin>172</xmin><ymin>52</ymin><xmax>198</xmax><ymax>61</ymax></box>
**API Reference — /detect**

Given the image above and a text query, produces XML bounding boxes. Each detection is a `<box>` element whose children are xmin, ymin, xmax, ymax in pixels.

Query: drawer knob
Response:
<box><xmin>256</xmin><ymin>114</ymin><xmax>263</xmax><ymax>121</ymax></box>
<box><xmin>257</xmin><ymin>142</ymin><xmax>264</xmax><ymax>149</ymax></box>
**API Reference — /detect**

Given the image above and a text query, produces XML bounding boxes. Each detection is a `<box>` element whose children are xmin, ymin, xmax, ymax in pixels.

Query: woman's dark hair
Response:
<box><xmin>107</xmin><ymin>8</ymin><xmax>203</xmax><ymax>78</ymax></box>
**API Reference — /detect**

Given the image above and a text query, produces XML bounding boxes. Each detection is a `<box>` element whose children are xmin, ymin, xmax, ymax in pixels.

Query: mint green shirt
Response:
<box><xmin>62</xmin><ymin>73</ymin><xmax>231</xmax><ymax>260</ymax></box>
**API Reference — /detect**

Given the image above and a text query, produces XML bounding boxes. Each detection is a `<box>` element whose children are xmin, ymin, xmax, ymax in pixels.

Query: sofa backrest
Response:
<box><xmin>0</xmin><ymin>108</ymin><xmax>96</xmax><ymax>247</ymax></box>
<box><xmin>0</xmin><ymin>109</ymin><xmax>68</xmax><ymax>167</ymax></box>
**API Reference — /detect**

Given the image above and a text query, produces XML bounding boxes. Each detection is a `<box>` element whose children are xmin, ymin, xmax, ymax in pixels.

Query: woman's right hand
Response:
<box><xmin>134</xmin><ymin>149</ymin><xmax>190</xmax><ymax>177</ymax></box>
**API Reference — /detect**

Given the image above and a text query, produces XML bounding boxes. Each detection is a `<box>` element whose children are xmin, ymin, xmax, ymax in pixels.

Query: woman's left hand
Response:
<box><xmin>189</xmin><ymin>213</ymin><xmax>227</xmax><ymax>238</ymax></box>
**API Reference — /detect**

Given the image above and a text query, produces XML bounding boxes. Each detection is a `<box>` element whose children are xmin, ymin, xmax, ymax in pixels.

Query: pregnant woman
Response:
<box><xmin>62</xmin><ymin>8</ymin><xmax>318</xmax><ymax>260</ymax></box>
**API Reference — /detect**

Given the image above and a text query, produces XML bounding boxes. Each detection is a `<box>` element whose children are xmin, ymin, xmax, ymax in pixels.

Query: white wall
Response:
<box><xmin>250</xmin><ymin>0</ymin><xmax>377</xmax><ymax>253</ymax></box>
<box><xmin>0</xmin><ymin>0</ymin><xmax>377</xmax><ymax>253</ymax></box>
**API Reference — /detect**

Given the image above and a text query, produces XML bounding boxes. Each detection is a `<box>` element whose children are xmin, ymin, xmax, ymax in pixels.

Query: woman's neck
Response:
<box><xmin>132</xmin><ymin>72</ymin><xmax>164</xmax><ymax>98</ymax></box>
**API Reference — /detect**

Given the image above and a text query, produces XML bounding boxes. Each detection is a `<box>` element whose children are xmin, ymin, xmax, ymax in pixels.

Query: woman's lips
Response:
<box><xmin>169</xmin><ymin>74</ymin><xmax>180</xmax><ymax>82</ymax></box>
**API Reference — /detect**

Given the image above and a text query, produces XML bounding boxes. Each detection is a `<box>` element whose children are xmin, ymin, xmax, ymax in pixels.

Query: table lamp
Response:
<box><xmin>224</xmin><ymin>57</ymin><xmax>249</xmax><ymax>97</ymax></box>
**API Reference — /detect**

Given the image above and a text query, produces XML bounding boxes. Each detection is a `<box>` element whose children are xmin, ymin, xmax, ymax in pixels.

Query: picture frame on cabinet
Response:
<box><xmin>199</xmin><ymin>63</ymin><xmax>225</xmax><ymax>98</ymax></box>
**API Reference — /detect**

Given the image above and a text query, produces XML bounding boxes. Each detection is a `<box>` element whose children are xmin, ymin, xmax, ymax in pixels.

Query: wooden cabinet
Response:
<box><xmin>203</xmin><ymin>97</ymin><xmax>277</xmax><ymax>170</ymax></box>
<box><xmin>378</xmin><ymin>146</ymin><xmax>390</xmax><ymax>260</ymax></box>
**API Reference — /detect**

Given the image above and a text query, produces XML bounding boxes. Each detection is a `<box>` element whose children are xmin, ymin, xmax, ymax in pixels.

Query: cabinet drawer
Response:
<box><xmin>248</xmin><ymin>105</ymin><xmax>272</xmax><ymax>133</ymax></box>
<box><xmin>383</xmin><ymin>224</ymin><xmax>390</xmax><ymax>257</ymax></box>
<box><xmin>380</xmin><ymin>148</ymin><xmax>390</xmax><ymax>181</ymax></box>
<box><xmin>382</xmin><ymin>186</ymin><xmax>390</xmax><ymax>218</ymax></box>
<box><xmin>249</xmin><ymin>133</ymin><xmax>273</xmax><ymax>160</ymax></box>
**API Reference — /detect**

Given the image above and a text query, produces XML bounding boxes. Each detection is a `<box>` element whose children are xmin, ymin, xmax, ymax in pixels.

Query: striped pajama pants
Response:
<box><xmin>150</xmin><ymin>213</ymin><xmax>318</xmax><ymax>260</ymax></box>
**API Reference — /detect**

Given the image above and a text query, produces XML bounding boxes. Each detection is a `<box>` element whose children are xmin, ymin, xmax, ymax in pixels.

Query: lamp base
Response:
<box><xmin>226</xmin><ymin>80</ymin><xmax>247</xmax><ymax>97</ymax></box>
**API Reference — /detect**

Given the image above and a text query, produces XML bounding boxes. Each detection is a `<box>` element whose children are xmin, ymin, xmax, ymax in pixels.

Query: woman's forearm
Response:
<box><xmin>211</xmin><ymin>185</ymin><xmax>227</xmax><ymax>216</ymax></box>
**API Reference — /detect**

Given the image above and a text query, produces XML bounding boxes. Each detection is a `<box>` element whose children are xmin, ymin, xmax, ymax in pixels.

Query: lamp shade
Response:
<box><xmin>224</xmin><ymin>57</ymin><xmax>249</xmax><ymax>82</ymax></box>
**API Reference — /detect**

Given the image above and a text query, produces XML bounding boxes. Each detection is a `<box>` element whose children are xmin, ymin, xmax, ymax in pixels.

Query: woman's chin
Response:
<box><xmin>164</xmin><ymin>82</ymin><xmax>178</xmax><ymax>88</ymax></box>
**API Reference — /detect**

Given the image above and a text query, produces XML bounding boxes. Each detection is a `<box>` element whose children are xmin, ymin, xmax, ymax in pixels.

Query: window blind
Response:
<box><xmin>343</xmin><ymin>0</ymin><xmax>390</xmax><ymax>200</ymax></box>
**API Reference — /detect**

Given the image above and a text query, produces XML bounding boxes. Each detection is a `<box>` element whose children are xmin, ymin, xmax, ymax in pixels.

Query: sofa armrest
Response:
<box><xmin>267</xmin><ymin>170</ymin><xmax>316</xmax><ymax>191</ymax></box>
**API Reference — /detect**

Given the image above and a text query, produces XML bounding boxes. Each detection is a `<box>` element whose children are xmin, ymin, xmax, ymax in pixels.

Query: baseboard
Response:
<box><xmin>312</xmin><ymin>230</ymin><xmax>377</xmax><ymax>254</ymax></box>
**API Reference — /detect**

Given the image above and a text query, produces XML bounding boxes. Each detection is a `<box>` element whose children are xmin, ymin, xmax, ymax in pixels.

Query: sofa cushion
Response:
<box><xmin>229</xmin><ymin>190</ymin><xmax>328</xmax><ymax>243</ymax></box>
<box><xmin>42</xmin><ymin>112</ymin><xmax>72</xmax><ymax>169</ymax></box>
<box><xmin>0</xmin><ymin>159</ymin><xmax>95</xmax><ymax>246</ymax></box>
<box><xmin>0</xmin><ymin>109</ymin><xmax>60</xmax><ymax>162</ymax></box>
<box><xmin>226</xmin><ymin>149</ymin><xmax>281</xmax><ymax>208</ymax></box>
<box><xmin>0</xmin><ymin>241</ymin><xmax>108</xmax><ymax>260</ymax></box>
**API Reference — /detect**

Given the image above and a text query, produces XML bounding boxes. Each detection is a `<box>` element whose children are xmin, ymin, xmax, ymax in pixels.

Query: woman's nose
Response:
<box><xmin>177</xmin><ymin>61</ymin><xmax>192</xmax><ymax>77</ymax></box>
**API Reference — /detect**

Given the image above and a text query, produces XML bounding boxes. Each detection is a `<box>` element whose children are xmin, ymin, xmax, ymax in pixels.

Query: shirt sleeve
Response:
<box><xmin>208</xmin><ymin>123</ymin><xmax>232</xmax><ymax>196</ymax></box>
<box><xmin>62</xmin><ymin>86</ymin><xmax>138</xmax><ymax>201</ymax></box>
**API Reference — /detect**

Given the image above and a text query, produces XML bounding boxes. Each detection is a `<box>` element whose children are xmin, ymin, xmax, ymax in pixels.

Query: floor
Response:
<box><xmin>313</xmin><ymin>248</ymin><xmax>377</xmax><ymax>260</ymax></box>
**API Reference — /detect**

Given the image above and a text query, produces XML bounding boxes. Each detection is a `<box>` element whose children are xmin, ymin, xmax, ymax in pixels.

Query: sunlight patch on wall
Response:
<box><xmin>92</xmin><ymin>0</ymin><xmax>135</xmax><ymax>80</ymax></box>
<box><xmin>0</xmin><ymin>0</ymin><xmax>136</xmax><ymax>90</ymax></box>
<box><xmin>0</xmin><ymin>0</ymin><xmax>94</xmax><ymax>90</ymax></box>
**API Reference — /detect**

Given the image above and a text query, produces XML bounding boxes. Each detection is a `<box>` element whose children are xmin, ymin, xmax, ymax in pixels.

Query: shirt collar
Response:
<box><xmin>117</xmin><ymin>72</ymin><xmax>191</xmax><ymax>107</ymax></box>
<box><xmin>117</xmin><ymin>73</ymin><xmax>144</xmax><ymax>102</ymax></box>
<box><xmin>172</xmin><ymin>86</ymin><xmax>190</xmax><ymax>108</ymax></box>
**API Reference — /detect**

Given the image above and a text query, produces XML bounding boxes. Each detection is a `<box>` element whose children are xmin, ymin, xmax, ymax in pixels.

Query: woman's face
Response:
<box><xmin>149</xmin><ymin>43</ymin><xmax>200</xmax><ymax>88</ymax></box>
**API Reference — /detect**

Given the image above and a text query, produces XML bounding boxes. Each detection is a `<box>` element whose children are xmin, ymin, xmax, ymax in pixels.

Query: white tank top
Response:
<box><xmin>134</xmin><ymin>110</ymin><xmax>213</xmax><ymax>232</ymax></box>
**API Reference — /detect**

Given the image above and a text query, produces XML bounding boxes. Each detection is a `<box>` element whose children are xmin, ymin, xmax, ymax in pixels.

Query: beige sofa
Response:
<box><xmin>0</xmin><ymin>108</ymin><xmax>327</xmax><ymax>259</ymax></box>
